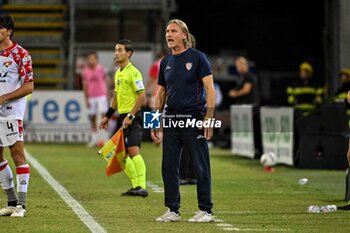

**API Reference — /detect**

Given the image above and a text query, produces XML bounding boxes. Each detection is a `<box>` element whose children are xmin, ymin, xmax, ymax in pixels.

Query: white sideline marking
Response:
<box><xmin>147</xmin><ymin>181</ymin><xmax>164</xmax><ymax>193</ymax></box>
<box><xmin>217</xmin><ymin>223</ymin><xmax>233</xmax><ymax>227</ymax></box>
<box><xmin>223</xmin><ymin>228</ymin><xmax>291</xmax><ymax>231</ymax></box>
<box><xmin>215</xmin><ymin>217</ymin><xmax>290</xmax><ymax>232</ymax></box>
<box><xmin>25</xmin><ymin>149</ymin><xmax>107</xmax><ymax>233</ymax></box>
<box><xmin>216</xmin><ymin>211</ymin><xmax>258</xmax><ymax>214</ymax></box>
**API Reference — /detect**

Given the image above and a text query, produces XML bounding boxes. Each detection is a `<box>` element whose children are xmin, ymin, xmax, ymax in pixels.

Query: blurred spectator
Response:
<box><xmin>203</xmin><ymin>82</ymin><xmax>223</xmax><ymax>107</ymax></box>
<box><xmin>228</xmin><ymin>56</ymin><xmax>259</xmax><ymax>106</ymax></box>
<box><xmin>286</xmin><ymin>62</ymin><xmax>324</xmax><ymax>117</ymax></box>
<box><xmin>334</xmin><ymin>68</ymin><xmax>350</xmax><ymax>126</ymax></box>
<box><xmin>214</xmin><ymin>83</ymin><xmax>223</xmax><ymax>107</ymax></box>
<box><xmin>82</xmin><ymin>52</ymin><xmax>109</xmax><ymax>147</ymax></box>
<box><xmin>145</xmin><ymin>50</ymin><xmax>166</xmax><ymax>109</ymax></box>
<box><xmin>106</xmin><ymin>74</ymin><xmax>119</xmax><ymax>139</ymax></box>
<box><xmin>335</xmin><ymin>68</ymin><xmax>350</xmax><ymax>99</ymax></box>
<box><xmin>74</xmin><ymin>55</ymin><xmax>86</xmax><ymax>90</ymax></box>
<box><xmin>212</xmin><ymin>57</ymin><xmax>227</xmax><ymax>77</ymax></box>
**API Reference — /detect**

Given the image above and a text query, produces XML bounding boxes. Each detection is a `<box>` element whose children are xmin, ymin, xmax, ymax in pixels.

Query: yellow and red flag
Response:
<box><xmin>98</xmin><ymin>128</ymin><xmax>126</xmax><ymax>176</ymax></box>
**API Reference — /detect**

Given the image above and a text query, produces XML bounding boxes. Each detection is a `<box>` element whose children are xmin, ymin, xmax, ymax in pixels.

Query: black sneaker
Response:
<box><xmin>337</xmin><ymin>204</ymin><xmax>350</xmax><ymax>210</ymax></box>
<box><xmin>131</xmin><ymin>187</ymin><xmax>149</xmax><ymax>197</ymax></box>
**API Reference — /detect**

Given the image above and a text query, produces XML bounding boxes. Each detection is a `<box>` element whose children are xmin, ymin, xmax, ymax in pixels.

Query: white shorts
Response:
<box><xmin>0</xmin><ymin>119</ymin><xmax>24</xmax><ymax>147</ymax></box>
<box><xmin>88</xmin><ymin>96</ymin><xmax>108</xmax><ymax>116</ymax></box>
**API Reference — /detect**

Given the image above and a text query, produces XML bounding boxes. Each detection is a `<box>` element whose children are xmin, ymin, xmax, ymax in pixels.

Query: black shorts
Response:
<box><xmin>116</xmin><ymin>112</ymin><xmax>143</xmax><ymax>148</ymax></box>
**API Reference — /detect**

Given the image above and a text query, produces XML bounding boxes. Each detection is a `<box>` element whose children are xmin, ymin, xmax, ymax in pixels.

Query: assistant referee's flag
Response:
<box><xmin>98</xmin><ymin>128</ymin><xmax>126</xmax><ymax>176</ymax></box>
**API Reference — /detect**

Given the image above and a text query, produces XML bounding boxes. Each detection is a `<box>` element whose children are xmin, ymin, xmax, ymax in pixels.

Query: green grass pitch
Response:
<box><xmin>1</xmin><ymin>142</ymin><xmax>350</xmax><ymax>232</ymax></box>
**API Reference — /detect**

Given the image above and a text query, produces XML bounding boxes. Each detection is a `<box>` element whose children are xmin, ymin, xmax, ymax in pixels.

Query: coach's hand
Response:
<box><xmin>151</xmin><ymin>129</ymin><xmax>162</xmax><ymax>144</ymax></box>
<box><xmin>203</xmin><ymin>118</ymin><xmax>213</xmax><ymax>140</ymax></box>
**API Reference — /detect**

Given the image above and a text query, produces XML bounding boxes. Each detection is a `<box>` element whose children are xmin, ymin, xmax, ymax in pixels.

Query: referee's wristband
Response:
<box><xmin>105</xmin><ymin>107</ymin><xmax>116</xmax><ymax>119</ymax></box>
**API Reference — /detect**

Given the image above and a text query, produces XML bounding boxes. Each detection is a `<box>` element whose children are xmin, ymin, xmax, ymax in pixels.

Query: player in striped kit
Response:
<box><xmin>0</xmin><ymin>14</ymin><xmax>34</xmax><ymax>217</ymax></box>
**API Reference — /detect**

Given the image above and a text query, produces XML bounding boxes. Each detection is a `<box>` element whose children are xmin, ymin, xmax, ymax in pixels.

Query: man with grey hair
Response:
<box><xmin>151</xmin><ymin>19</ymin><xmax>216</xmax><ymax>222</ymax></box>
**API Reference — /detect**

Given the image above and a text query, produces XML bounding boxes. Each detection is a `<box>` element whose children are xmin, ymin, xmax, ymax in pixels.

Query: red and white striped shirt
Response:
<box><xmin>0</xmin><ymin>42</ymin><xmax>33</xmax><ymax>120</ymax></box>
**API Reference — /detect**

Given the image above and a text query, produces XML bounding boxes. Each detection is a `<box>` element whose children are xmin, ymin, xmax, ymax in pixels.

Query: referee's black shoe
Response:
<box><xmin>121</xmin><ymin>188</ymin><xmax>135</xmax><ymax>196</ymax></box>
<box><xmin>338</xmin><ymin>204</ymin><xmax>350</xmax><ymax>210</ymax></box>
<box><xmin>131</xmin><ymin>187</ymin><xmax>149</xmax><ymax>197</ymax></box>
<box><xmin>121</xmin><ymin>187</ymin><xmax>148</xmax><ymax>197</ymax></box>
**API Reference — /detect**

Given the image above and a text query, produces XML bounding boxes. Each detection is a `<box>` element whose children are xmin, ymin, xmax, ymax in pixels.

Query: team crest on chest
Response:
<box><xmin>185</xmin><ymin>62</ymin><xmax>192</xmax><ymax>71</ymax></box>
<box><xmin>3</xmin><ymin>61</ymin><xmax>12</xmax><ymax>67</ymax></box>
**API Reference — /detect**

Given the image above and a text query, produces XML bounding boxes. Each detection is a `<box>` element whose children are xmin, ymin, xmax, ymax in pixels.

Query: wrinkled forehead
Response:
<box><xmin>167</xmin><ymin>23</ymin><xmax>182</xmax><ymax>32</ymax></box>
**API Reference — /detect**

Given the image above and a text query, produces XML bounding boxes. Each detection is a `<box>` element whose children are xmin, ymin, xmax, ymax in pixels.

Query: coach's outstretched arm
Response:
<box><xmin>151</xmin><ymin>85</ymin><xmax>166</xmax><ymax>143</ymax></box>
<box><xmin>202</xmin><ymin>74</ymin><xmax>216</xmax><ymax>140</ymax></box>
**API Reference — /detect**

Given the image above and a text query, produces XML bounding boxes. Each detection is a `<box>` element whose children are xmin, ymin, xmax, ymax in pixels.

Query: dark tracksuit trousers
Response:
<box><xmin>180</xmin><ymin>146</ymin><xmax>196</xmax><ymax>181</ymax></box>
<box><xmin>162</xmin><ymin>125</ymin><xmax>213</xmax><ymax>213</ymax></box>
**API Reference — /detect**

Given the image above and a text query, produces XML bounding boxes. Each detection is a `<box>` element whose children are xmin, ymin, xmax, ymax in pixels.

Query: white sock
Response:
<box><xmin>16</xmin><ymin>164</ymin><xmax>30</xmax><ymax>193</ymax></box>
<box><xmin>91</xmin><ymin>131</ymin><xmax>98</xmax><ymax>144</ymax></box>
<box><xmin>0</xmin><ymin>160</ymin><xmax>15</xmax><ymax>190</ymax></box>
